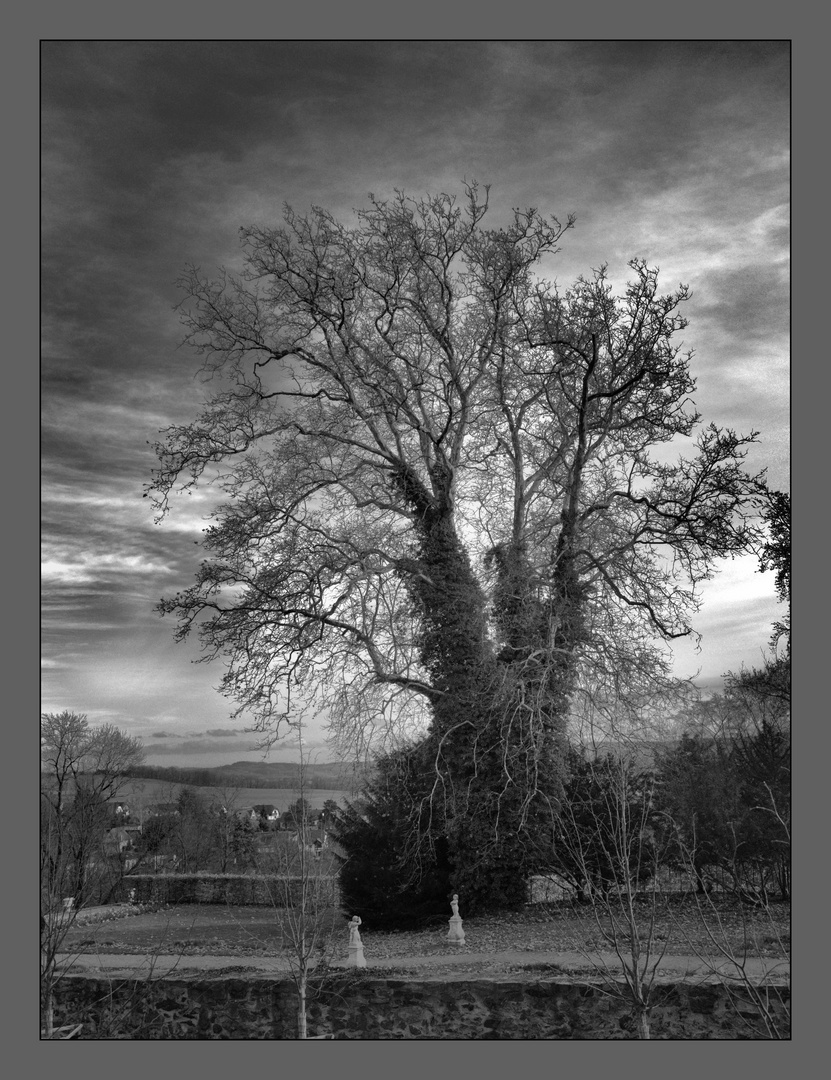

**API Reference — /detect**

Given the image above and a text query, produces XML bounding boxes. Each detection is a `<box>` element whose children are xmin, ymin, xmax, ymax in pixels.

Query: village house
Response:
<box><xmin>103</xmin><ymin>827</ymin><xmax>132</xmax><ymax>857</ymax></box>
<box><xmin>250</xmin><ymin>804</ymin><xmax>281</xmax><ymax>826</ymax></box>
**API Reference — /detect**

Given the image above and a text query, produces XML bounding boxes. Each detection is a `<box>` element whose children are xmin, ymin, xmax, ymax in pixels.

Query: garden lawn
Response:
<box><xmin>60</xmin><ymin>896</ymin><xmax>789</xmax><ymax>964</ymax></box>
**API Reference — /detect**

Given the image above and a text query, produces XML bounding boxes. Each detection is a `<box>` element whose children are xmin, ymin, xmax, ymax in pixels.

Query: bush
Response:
<box><xmin>548</xmin><ymin>750</ymin><xmax>660</xmax><ymax>900</ymax></box>
<box><xmin>654</xmin><ymin>677</ymin><xmax>791</xmax><ymax>903</ymax></box>
<box><xmin>329</xmin><ymin>745</ymin><xmax>451</xmax><ymax>931</ymax></box>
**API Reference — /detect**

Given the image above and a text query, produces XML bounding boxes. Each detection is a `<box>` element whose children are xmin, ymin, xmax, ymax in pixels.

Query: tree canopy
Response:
<box><xmin>149</xmin><ymin>184</ymin><xmax>765</xmax><ymax>905</ymax></box>
<box><xmin>41</xmin><ymin>711</ymin><xmax>145</xmax><ymax>813</ymax></box>
<box><xmin>758</xmin><ymin>489</ymin><xmax>790</xmax><ymax>652</ymax></box>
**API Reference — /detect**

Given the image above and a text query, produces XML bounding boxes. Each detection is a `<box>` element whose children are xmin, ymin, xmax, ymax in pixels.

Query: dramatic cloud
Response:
<box><xmin>41</xmin><ymin>42</ymin><xmax>789</xmax><ymax>759</ymax></box>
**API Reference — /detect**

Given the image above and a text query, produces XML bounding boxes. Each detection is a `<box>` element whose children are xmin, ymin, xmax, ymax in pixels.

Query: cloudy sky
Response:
<box><xmin>41</xmin><ymin>41</ymin><xmax>789</xmax><ymax>767</ymax></box>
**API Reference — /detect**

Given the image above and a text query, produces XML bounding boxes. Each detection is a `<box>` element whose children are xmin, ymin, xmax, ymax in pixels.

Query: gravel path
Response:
<box><xmin>57</xmin><ymin>948</ymin><xmax>788</xmax><ymax>984</ymax></box>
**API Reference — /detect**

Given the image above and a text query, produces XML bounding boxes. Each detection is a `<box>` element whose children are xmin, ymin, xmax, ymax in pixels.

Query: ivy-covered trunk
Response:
<box><xmin>446</xmin><ymin>545</ymin><xmax>578</xmax><ymax>910</ymax></box>
<box><xmin>397</xmin><ymin>470</ymin><xmax>575</xmax><ymax>912</ymax></box>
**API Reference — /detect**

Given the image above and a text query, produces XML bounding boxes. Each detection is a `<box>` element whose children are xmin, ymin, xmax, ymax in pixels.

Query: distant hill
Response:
<box><xmin>73</xmin><ymin>741</ymin><xmax>681</xmax><ymax>794</ymax></box>
<box><xmin>214</xmin><ymin>759</ymin><xmax>372</xmax><ymax>789</ymax></box>
<box><xmin>123</xmin><ymin>760</ymin><xmax>371</xmax><ymax>791</ymax></box>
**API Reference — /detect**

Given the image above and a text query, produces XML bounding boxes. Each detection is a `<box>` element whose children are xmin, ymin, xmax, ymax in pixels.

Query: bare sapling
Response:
<box><xmin>664</xmin><ymin>803</ymin><xmax>790</xmax><ymax>1039</ymax></box>
<box><xmin>259</xmin><ymin>732</ymin><xmax>344</xmax><ymax>1039</ymax></box>
<box><xmin>552</xmin><ymin>752</ymin><xmax>670</xmax><ymax>1039</ymax></box>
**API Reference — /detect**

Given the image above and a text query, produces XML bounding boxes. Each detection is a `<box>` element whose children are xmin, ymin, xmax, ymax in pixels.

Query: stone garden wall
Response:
<box><xmin>52</xmin><ymin>973</ymin><xmax>789</xmax><ymax>1039</ymax></box>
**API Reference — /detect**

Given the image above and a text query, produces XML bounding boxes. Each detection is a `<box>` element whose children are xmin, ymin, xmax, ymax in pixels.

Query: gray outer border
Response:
<box><xmin>26</xmin><ymin>14</ymin><xmax>805</xmax><ymax>1068</ymax></box>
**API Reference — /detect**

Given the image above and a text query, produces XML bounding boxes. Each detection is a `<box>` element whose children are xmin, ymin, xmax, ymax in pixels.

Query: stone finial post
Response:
<box><xmin>447</xmin><ymin>893</ymin><xmax>465</xmax><ymax>945</ymax></box>
<box><xmin>347</xmin><ymin>915</ymin><xmax>367</xmax><ymax>968</ymax></box>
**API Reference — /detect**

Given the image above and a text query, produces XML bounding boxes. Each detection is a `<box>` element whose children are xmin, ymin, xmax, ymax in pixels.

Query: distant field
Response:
<box><xmin>112</xmin><ymin>778</ymin><xmax>360</xmax><ymax>815</ymax></box>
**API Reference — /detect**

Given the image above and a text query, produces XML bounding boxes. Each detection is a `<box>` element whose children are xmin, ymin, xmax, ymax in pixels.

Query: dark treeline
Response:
<box><xmin>122</xmin><ymin>764</ymin><xmax>352</xmax><ymax>791</ymax></box>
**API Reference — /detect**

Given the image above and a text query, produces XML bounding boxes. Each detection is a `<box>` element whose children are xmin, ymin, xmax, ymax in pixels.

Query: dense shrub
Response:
<box><xmin>654</xmin><ymin>734</ymin><xmax>739</xmax><ymax>893</ymax></box>
<box><xmin>330</xmin><ymin>745</ymin><xmax>452</xmax><ymax>931</ymax></box>
<box><xmin>546</xmin><ymin>750</ymin><xmax>660</xmax><ymax>900</ymax></box>
<box><xmin>654</xmin><ymin>662</ymin><xmax>791</xmax><ymax>902</ymax></box>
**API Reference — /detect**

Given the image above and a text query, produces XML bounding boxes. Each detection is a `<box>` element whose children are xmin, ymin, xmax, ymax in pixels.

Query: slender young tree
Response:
<box><xmin>663</xmin><ymin>818</ymin><xmax>791</xmax><ymax>1039</ymax></box>
<box><xmin>549</xmin><ymin>749</ymin><xmax>669</xmax><ymax>1040</ymax></box>
<box><xmin>260</xmin><ymin>737</ymin><xmax>342</xmax><ymax>1039</ymax></box>
<box><xmin>148</xmin><ymin>183</ymin><xmax>765</xmax><ymax>906</ymax></box>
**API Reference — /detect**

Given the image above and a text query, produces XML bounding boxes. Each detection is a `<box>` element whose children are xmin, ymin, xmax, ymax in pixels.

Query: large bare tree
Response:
<box><xmin>40</xmin><ymin>711</ymin><xmax>144</xmax><ymax>1035</ymax></box>
<box><xmin>41</xmin><ymin>711</ymin><xmax>145</xmax><ymax>905</ymax></box>
<box><xmin>149</xmin><ymin>184</ymin><xmax>764</xmax><ymax>905</ymax></box>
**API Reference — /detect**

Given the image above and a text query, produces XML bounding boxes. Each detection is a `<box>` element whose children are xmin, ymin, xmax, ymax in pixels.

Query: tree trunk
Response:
<box><xmin>297</xmin><ymin>970</ymin><xmax>307</xmax><ymax>1039</ymax></box>
<box><xmin>636</xmin><ymin>1009</ymin><xmax>651</xmax><ymax>1040</ymax></box>
<box><xmin>695</xmin><ymin>866</ymin><xmax>708</xmax><ymax>895</ymax></box>
<box><xmin>42</xmin><ymin>980</ymin><xmax>54</xmax><ymax>1038</ymax></box>
<box><xmin>777</xmin><ymin>857</ymin><xmax>790</xmax><ymax>900</ymax></box>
